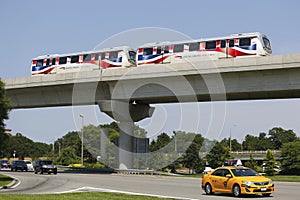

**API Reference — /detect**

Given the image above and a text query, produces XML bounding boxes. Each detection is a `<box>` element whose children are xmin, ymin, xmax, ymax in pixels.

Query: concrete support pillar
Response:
<box><xmin>118</xmin><ymin>121</ymin><xmax>134</xmax><ymax>169</ymax></box>
<box><xmin>98</xmin><ymin>100</ymin><xmax>154</xmax><ymax>169</ymax></box>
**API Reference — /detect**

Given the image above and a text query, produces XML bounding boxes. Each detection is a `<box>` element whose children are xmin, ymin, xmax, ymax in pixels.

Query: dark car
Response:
<box><xmin>11</xmin><ymin>160</ymin><xmax>28</xmax><ymax>171</ymax></box>
<box><xmin>0</xmin><ymin>160</ymin><xmax>11</xmax><ymax>168</ymax></box>
<box><xmin>34</xmin><ymin>160</ymin><xmax>57</xmax><ymax>174</ymax></box>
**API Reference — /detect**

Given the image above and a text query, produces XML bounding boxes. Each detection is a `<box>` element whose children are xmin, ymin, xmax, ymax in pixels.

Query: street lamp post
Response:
<box><xmin>80</xmin><ymin>114</ymin><xmax>84</xmax><ymax>166</ymax></box>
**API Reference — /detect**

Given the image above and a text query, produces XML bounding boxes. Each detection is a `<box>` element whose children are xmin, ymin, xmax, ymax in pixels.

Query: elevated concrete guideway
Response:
<box><xmin>5</xmin><ymin>54</ymin><xmax>300</xmax><ymax>108</ymax></box>
<box><xmin>4</xmin><ymin>54</ymin><xmax>300</xmax><ymax>169</ymax></box>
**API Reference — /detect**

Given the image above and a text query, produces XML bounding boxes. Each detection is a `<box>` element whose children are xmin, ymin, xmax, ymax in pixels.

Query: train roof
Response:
<box><xmin>32</xmin><ymin>46</ymin><xmax>133</xmax><ymax>60</ymax></box>
<box><xmin>138</xmin><ymin>32</ymin><xmax>267</xmax><ymax>48</ymax></box>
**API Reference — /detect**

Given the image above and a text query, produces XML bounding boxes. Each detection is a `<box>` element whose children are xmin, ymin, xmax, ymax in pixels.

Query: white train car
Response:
<box><xmin>136</xmin><ymin>32</ymin><xmax>272</xmax><ymax>65</ymax></box>
<box><xmin>31</xmin><ymin>46</ymin><xmax>136</xmax><ymax>75</ymax></box>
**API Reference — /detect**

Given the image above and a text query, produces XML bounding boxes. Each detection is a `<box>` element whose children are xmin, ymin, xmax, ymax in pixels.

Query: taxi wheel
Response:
<box><xmin>205</xmin><ymin>183</ymin><xmax>213</xmax><ymax>195</ymax></box>
<box><xmin>232</xmin><ymin>184</ymin><xmax>241</xmax><ymax>197</ymax></box>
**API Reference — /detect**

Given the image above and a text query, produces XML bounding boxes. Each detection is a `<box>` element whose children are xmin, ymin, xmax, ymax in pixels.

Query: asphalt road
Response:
<box><xmin>0</xmin><ymin>170</ymin><xmax>300</xmax><ymax>200</ymax></box>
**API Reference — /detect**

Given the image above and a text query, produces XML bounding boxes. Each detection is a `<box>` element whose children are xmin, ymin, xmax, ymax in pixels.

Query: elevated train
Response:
<box><xmin>30</xmin><ymin>32</ymin><xmax>271</xmax><ymax>75</ymax></box>
<box><xmin>31</xmin><ymin>46</ymin><xmax>136</xmax><ymax>75</ymax></box>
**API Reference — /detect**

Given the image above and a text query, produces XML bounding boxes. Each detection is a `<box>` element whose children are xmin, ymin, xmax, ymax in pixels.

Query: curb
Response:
<box><xmin>0</xmin><ymin>176</ymin><xmax>19</xmax><ymax>190</ymax></box>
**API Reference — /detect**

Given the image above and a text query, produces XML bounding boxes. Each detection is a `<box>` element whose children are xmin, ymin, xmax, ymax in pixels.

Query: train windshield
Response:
<box><xmin>263</xmin><ymin>37</ymin><xmax>271</xmax><ymax>50</ymax></box>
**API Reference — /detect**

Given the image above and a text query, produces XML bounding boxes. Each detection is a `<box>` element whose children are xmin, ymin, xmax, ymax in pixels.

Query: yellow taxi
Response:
<box><xmin>202</xmin><ymin>166</ymin><xmax>274</xmax><ymax>197</ymax></box>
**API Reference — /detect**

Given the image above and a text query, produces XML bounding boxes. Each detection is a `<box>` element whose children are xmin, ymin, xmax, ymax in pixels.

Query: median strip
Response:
<box><xmin>58</xmin><ymin>186</ymin><xmax>201</xmax><ymax>200</ymax></box>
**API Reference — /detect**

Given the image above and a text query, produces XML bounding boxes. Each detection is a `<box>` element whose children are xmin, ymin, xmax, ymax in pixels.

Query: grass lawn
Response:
<box><xmin>266</xmin><ymin>175</ymin><xmax>300</xmax><ymax>182</ymax></box>
<box><xmin>0</xmin><ymin>174</ymin><xmax>13</xmax><ymax>187</ymax></box>
<box><xmin>0</xmin><ymin>192</ymin><xmax>175</xmax><ymax>200</ymax></box>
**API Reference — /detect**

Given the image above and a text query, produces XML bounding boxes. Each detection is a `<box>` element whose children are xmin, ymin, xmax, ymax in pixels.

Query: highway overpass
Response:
<box><xmin>4</xmin><ymin>54</ymin><xmax>300</xmax><ymax>169</ymax></box>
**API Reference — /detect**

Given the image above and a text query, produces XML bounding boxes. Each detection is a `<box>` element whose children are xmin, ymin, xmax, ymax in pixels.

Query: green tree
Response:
<box><xmin>56</xmin><ymin>131</ymin><xmax>81</xmax><ymax>156</ymax></box>
<box><xmin>149</xmin><ymin>132</ymin><xmax>171</xmax><ymax>152</ymax></box>
<box><xmin>0</xmin><ymin>79</ymin><xmax>11</xmax><ymax>157</ymax></box>
<box><xmin>268</xmin><ymin>127</ymin><xmax>298</xmax><ymax>149</ymax></box>
<box><xmin>244</xmin><ymin>154</ymin><xmax>258</xmax><ymax>171</ymax></box>
<box><xmin>181</xmin><ymin>134</ymin><xmax>204</xmax><ymax>173</ymax></box>
<box><xmin>242</xmin><ymin>133</ymin><xmax>274</xmax><ymax>151</ymax></box>
<box><xmin>206</xmin><ymin>141</ymin><xmax>231</xmax><ymax>169</ymax></box>
<box><xmin>242</xmin><ymin>135</ymin><xmax>260</xmax><ymax>150</ymax></box>
<box><xmin>220</xmin><ymin>138</ymin><xmax>242</xmax><ymax>151</ymax></box>
<box><xmin>264</xmin><ymin>149</ymin><xmax>276</xmax><ymax>176</ymax></box>
<box><xmin>5</xmin><ymin>133</ymin><xmax>51</xmax><ymax>159</ymax></box>
<box><xmin>280</xmin><ymin>140</ymin><xmax>300</xmax><ymax>175</ymax></box>
<box><xmin>55</xmin><ymin>146</ymin><xmax>80</xmax><ymax>165</ymax></box>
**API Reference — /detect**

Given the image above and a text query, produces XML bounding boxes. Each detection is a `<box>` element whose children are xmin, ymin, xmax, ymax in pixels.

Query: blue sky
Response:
<box><xmin>1</xmin><ymin>0</ymin><xmax>300</xmax><ymax>143</ymax></box>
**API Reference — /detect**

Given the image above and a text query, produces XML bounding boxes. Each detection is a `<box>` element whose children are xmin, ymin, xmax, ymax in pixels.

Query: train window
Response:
<box><xmin>143</xmin><ymin>48</ymin><xmax>153</xmax><ymax>56</ymax></box>
<box><xmin>239</xmin><ymin>38</ymin><xmax>251</xmax><ymax>46</ymax></box>
<box><xmin>220</xmin><ymin>40</ymin><xmax>226</xmax><ymax>48</ymax></box>
<box><xmin>52</xmin><ymin>58</ymin><xmax>56</xmax><ymax>65</ymax></box>
<box><xmin>59</xmin><ymin>57</ymin><xmax>67</xmax><ymax>64</ymax></box>
<box><xmin>101</xmin><ymin>53</ymin><xmax>106</xmax><ymax>60</ymax></box>
<box><xmin>156</xmin><ymin>47</ymin><xmax>162</xmax><ymax>54</ymax></box>
<box><xmin>189</xmin><ymin>42</ymin><xmax>200</xmax><ymax>51</ymax></box>
<box><xmin>205</xmin><ymin>41</ymin><xmax>216</xmax><ymax>49</ymax></box>
<box><xmin>229</xmin><ymin>39</ymin><xmax>234</xmax><ymax>47</ymax></box>
<box><xmin>83</xmin><ymin>54</ymin><xmax>91</xmax><ymax>62</ymax></box>
<box><xmin>71</xmin><ymin>55</ymin><xmax>79</xmax><ymax>63</ymax></box>
<box><xmin>94</xmin><ymin>53</ymin><xmax>99</xmax><ymax>61</ymax></box>
<box><xmin>46</xmin><ymin>59</ymin><xmax>50</xmax><ymax>66</ymax></box>
<box><xmin>36</xmin><ymin>60</ymin><xmax>43</xmax><ymax>67</ymax></box>
<box><xmin>263</xmin><ymin>37</ymin><xmax>271</xmax><ymax>49</ymax></box>
<box><xmin>129</xmin><ymin>51</ymin><xmax>136</xmax><ymax>60</ymax></box>
<box><xmin>109</xmin><ymin>51</ymin><xmax>118</xmax><ymax>59</ymax></box>
<box><xmin>173</xmin><ymin>44</ymin><xmax>184</xmax><ymax>53</ymax></box>
<box><xmin>163</xmin><ymin>46</ymin><xmax>169</xmax><ymax>53</ymax></box>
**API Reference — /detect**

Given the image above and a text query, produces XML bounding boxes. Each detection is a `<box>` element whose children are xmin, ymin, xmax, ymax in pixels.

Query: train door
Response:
<box><xmin>153</xmin><ymin>47</ymin><xmax>161</xmax><ymax>64</ymax></box>
<box><xmin>227</xmin><ymin>39</ymin><xmax>235</xmax><ymax>57</ymax></box>
<box><xmin>219</xmin><ymin>40</ymin><xmax>227</xmax><ymax>58</ymax></box>
<box><xmin>161</xmin><ymin>45</ymin><xmax>170</xmax><ymax>64</ymax></box>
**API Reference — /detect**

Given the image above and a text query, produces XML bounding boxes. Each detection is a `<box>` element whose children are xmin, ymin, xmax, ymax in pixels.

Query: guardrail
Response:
<box><xmin>230</xmin><ymin>150</ymin><xmax>281</xmax><ymax>154</ymax></box>
<box><xmin>57</xmin><ymin>165</ymin><xmax>115</xmax><ymax>173</ymax></box>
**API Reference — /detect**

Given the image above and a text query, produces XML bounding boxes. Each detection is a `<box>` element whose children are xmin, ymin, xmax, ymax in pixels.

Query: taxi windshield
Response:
<box><xmin>231</xmin><ymin>168</ymin><xmax>259</xmax><ymax>177</ymax></box>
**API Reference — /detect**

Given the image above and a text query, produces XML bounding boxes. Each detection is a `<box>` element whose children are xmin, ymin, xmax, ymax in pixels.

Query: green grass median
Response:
<box><xmin>0</xmin><ymin>174</ymin><xmax>13</xmax><ymax>187</ymax></box>
<box><xmin>265</xmin><ymin>175</ymin><xmax>300</xmax><ymax>182</ymax></box>
<box><xmin>0</xmin><ymin>192</ymin><xmax>175</xmax><ymax>200</ymax></box>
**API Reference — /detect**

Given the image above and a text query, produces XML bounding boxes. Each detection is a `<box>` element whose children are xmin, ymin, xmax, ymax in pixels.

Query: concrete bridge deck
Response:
<box><xmin>4</xmin><ymin>54</ymin><xmax>300</xmax><ymax>108</ymax></box>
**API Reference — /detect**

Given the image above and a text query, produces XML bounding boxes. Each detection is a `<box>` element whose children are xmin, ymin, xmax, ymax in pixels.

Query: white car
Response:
<box><xmin>203</xmin><ymin>166</ymin><xmax>213</xmax><ymax>174</ymax></box>
<box><xmin>24</xmin><ymin>160</ymin><xmax>34</xmax><ymax>171</ymax></box>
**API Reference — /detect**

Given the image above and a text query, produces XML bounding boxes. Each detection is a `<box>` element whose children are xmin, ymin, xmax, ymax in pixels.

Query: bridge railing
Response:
<box><xmin>230</xmin><ymin>150</ymin><xmax>281</xmax><ymax>154</ymax></box>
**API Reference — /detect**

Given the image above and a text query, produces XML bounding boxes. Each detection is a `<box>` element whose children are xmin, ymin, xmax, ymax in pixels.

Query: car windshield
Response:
<box><xmin>231</xmin><ymin>168</ymin><xmax>259</xmax><ymax>177</ymax></box>
<box><xmin>25</xmin><ymin>161</ymin><xmax>31</xmax><ymax>164</ymax></box>
<box><xmin>15</xmin><ymin>161</ymin><xmax>25</xmax><ymax>164</ymax></box>
<box><xmin>1</xmin><ymin>160</ymin><xmax>9</xmax><ymax>163</ymax></box>
<box><xmin>41</xmin><ymin>160</ymin><xmax>53</xmax><ymax>165</ymax></box>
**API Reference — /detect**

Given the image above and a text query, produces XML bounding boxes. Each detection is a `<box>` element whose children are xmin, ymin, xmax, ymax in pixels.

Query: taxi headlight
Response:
<box><xmin>243</xmin><ymin>181</ymin><xmax>254</xmax><ymax>186</ymax></box>
<box><xmin>268</xmin><ymin>180</ymin><xmax>273</xmax><ymax>185</ymax></box>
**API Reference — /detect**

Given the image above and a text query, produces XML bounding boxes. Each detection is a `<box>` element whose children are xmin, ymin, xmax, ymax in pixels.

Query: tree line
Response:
<box><xmin>1</xmin><ymin>122</ymin><xmax>299</xmax><ymax>175</ymax></box>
